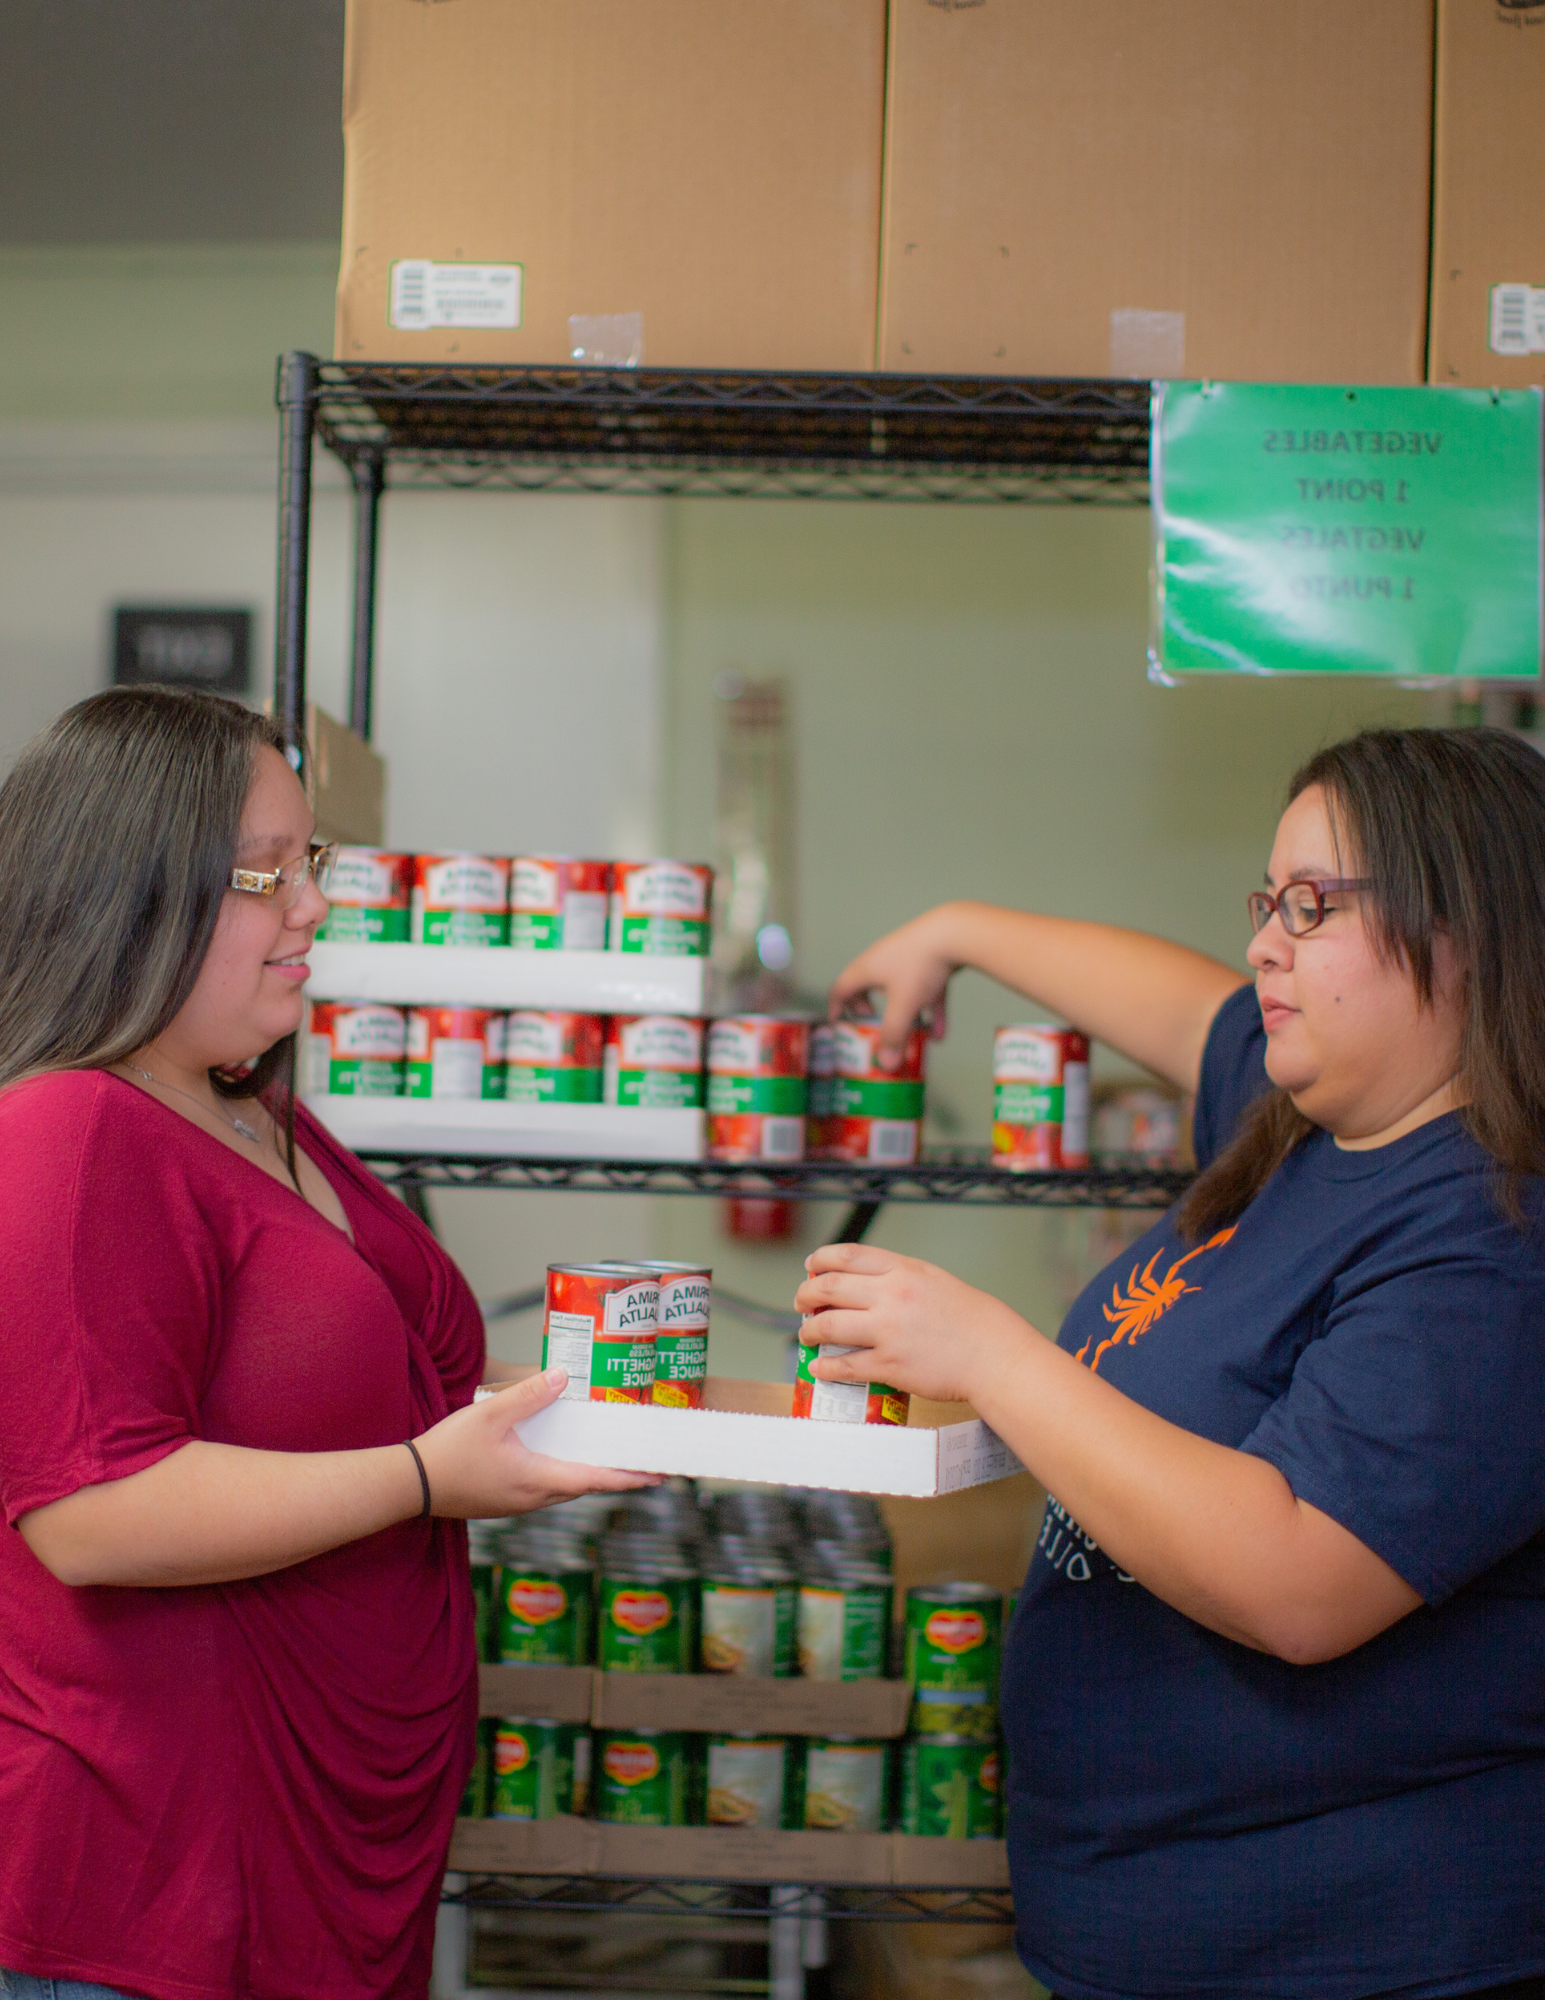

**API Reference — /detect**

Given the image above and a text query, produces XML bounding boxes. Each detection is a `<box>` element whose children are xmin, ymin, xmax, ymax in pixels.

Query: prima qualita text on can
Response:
<box><xmin>706</xmin><ymin>1016</ymin><xmax>809</xmax><ymax>1162</ymax></box>
<box><xmin>625</xmin><ymin>1260</ymin><xmax>711</xmax><ymax>1408</ymax></box>
<box><xmin>303</xmin><ymin>1000</ymin><xmax>407</xmax><ymax>1096</ymax></box>
<box><xmin>406</xmin><ymin>1007</ymin><xmax>505</xmax><ymax>1100</ymax></box>
<box><xmin>409</xmin><ymin>852</ymin><xmax>510</xmax><ymax>947</ymax></box>
<box><xmin>991</xmin><ymin>1025</ymin><xmax>1090</xmax><ymax>1169</ymax></box>
<box><xmin>503</xmin><ymin>1010</ymin><xmax>604</xmax><ymax>1104</ymax></box>
<box><xmin>602</xmin><ymin>1015</ymin><xmax>706</xmax><ymax>1108</ymax></box>
<box><xmin>607</xmin><ymin>860</ymin><xmax>714</xmax><ymax>957</ymax></box>
<box><xmin>314</xmin><ymin>848</ymin><xmax>412</xmax><ymax>944</ymax></box>
<box><xmin>828</xmin><ymin>1020</ymin><xmax>927</xmax><ymax>1164</ymax></box>
<box><xmin>542</xmin><ymin>1263</ymin><xmax>660</xmax><ymax>1402</ymax></box>
<box><xmin>791</xmin><ymin>1337</ymin><xmax>910</xmax><ymax>1428</ymax></box>
<box><xmin>510</xmin><ymin>856</ymin><xmax>610</xmax><ymax>951</ymax></box>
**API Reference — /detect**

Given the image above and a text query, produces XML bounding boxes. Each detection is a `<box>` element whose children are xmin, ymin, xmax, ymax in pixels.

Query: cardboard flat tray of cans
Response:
<box><xmin>513</xmin><ymin>1374</ymin><xmax>1024</xmax><ymax>1500</ymax></box>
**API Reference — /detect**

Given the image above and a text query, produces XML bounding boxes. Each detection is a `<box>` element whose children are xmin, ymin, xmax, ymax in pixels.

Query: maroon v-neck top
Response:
<box><xmin>0</xmin><ymin>1071</ymin><xmax>484</xmax><ymax>2000</ymax></box>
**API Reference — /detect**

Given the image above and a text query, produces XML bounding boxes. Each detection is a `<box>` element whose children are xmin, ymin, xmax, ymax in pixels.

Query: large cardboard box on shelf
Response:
<box><xmin>336</xmin><ymin>0</ymin><xmax>886</xmax><ymax>370</ymax></box>
<box><xmin>1428</xmin><ymin>0</ymin><xmax>1545</xmax><ymax>387</ymax></box>
<box><xmin>477</xmin><ymin>1663</ymin><xmax>914</xmax><ymax>1738</ymax></box>
<box><xmin>878</xmin><ymin>0</ymin><xmax>1434</xmax><ymax>385</ymax></box>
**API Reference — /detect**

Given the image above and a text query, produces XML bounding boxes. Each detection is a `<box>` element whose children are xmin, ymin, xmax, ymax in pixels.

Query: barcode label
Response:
<box><xmin>389</xmin><ymin>261</ymin><xmax>523</xmax><ymax>332</ymax></box>
<box><xmin>1489</xmin><ymin>283</ymin><xmax>1545</xmax><ymax>357</ymax></box>
<box><xmin>868</xmin><ymin>1119</ymin><xmax>920</xmax><ymax>1163</ymax></box>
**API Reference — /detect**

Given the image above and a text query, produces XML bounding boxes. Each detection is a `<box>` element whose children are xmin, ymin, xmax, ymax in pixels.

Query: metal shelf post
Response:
<box><xmin>348</xmin><ymin>449</ymin><xmax>385</xmax><ymax>740</ymax></box>
<box><xmin>274</xmin><ymin>349</ymin><xmax>319</xmax><ymax>758</ymax></box>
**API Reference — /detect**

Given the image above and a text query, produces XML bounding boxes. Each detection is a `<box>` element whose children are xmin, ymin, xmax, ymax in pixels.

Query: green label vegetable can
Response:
<box><xmin>510</xmin><ymin>856</ymin><xmax>610</xmax><ymax>950</ymax></box>
<box><xmin>315</xmin><ymin>847</ymin><xmax>411</xmax><ymax>943</ymax></box>
<box><xmin>602</xmin><ymin>1015</ymin><xmax>706</xmax><ymax>1108</ymax></box>
<box><xmin>409</xmin><ymin>852</ymin><xmax>510</xmax><ymax>946</ymax></box>
<box><xmin>497</xmin><ymin>1563</ymin><xmax>594</xmax><ymax>1666</ymax></box>
<box><xmin>459</xmin><ymin>1717</ymin><xmax>495</xmax><ymax>1818</ymax></box>
<box><xmin>706</xmin><ymin>1016</ymin><xmax>809</xmax><ymax>1162</ymax></box>
<box><xmin>829</xmin><ymin>1020</ymin><xmax>927</xmax><ymax>1165</ymax></box>
<box><xmin>802</xmin><ymin>1738</ymin><xmax>891</xmax><ymax>1833</ymax></box>
<box><xmin>705</xmin><ymin>1735</ymin><xmax>795</xmax><ymax>1829</ymax></box>
<box><xmin>991</xmin><ymin>1025</ymin><xmax>1091</xmax><ymax>1171</ymax></box>
<box><xmin>542</xmin><ymin>1263</ymin><xmax>659</xmax><ymax>1403</ymax></box>
<box><xmin>607</xmin><ymin>860</ymin><xmax>713</xmax><ymax>956</ymax></box>
<box><xmin>904</xmin><ymin>1583</ymin><xmax>1003</xmax><ymax>1738</ymax></box>
<box><xmin>900</xmin><ymin>1735</ymin><xmax>1002</xmax><ymax>1839</ymax></box>
<box><xmin>598</xmin><ymin>1574</ymin><xmax>696</xmax><ymax>1673</ymax></box>
<box><xmin>503</xmin><ymin>1010</ymin><xmax>604</xmax><ymax>1104</ymax></box>
<box><xmin>595</xmin><ymin>1729</ymin><xmax>693</xmax><ymax>1825</ymax></box>
<box><xmin>700</xmin><ymin>1576</ymin><xmax>797</xmax><ymax>1676</ymax></box>
<box><xmin>303</xmin><ymin>1001</ymin><xmax>406</xmax><ymax>1097</ymax></box>
<box><xmin>491</xmin><ymin>1718</ymin><xmax>577</xmax><ymax>1821</ymax></box>
<box><xmin>797</xmin><ymin>1574</ymin><xmax>893</xmax><ymax>1681</ymax></box>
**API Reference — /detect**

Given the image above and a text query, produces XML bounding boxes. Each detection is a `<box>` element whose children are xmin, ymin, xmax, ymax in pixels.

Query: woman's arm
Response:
<box><xmin>18</xmin><ymin>1369</ymin><xmax>650</xmax><ymax>1590</ymax></box>
<box><xmin>794</xmin><ymin>1248</ymin><xmax>1421</xmax><ymax>1664</ymax></box>
<box><xmin>831</xmin><ymin>902</ymin><xmax>1245</xmax><ymax>1093</ymax></box>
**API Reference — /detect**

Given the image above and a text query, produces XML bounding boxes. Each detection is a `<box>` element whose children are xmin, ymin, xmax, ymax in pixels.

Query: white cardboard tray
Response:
<box><xmin>510</xmin><ymin>1378</ymin><xmax>1024</xmax><ymax>1499</ymax></box>
<box><xmin>306</xmin><ymin>942</ymin><xmax>705</xmax><ymax>1016</ymax></box>
<box><xmin>303</xmin><ymin>1094</ymin><xmax>705</xmax><ymax>1161</ymax></box>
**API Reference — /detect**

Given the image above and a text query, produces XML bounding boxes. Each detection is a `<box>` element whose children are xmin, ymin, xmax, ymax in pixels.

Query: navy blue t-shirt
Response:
<box><xmin>1004</xmin><ymin>985</ymin><xmax>1545</xmax><ymax>2000</ymax></box>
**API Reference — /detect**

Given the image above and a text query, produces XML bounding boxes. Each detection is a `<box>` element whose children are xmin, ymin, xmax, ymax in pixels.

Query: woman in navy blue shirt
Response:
<box><xmin>797</xmin><ymin>728</ymin><xmax>1545</xmax><ymax>2000</ymax></box>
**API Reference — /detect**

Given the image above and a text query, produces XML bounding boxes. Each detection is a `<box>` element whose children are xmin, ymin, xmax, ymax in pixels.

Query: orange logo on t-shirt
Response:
<box><xmin>1076</xmin><ymin>1228</ymin><xmax>1235</xmax><ymax>1374</ymax></box>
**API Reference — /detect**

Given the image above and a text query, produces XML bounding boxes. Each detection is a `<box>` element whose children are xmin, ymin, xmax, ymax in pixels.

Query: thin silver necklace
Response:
<box><xmin>121</xmin><ymin>1060</ymin><xmax>264</xmax><ymax>1145</ymax></box>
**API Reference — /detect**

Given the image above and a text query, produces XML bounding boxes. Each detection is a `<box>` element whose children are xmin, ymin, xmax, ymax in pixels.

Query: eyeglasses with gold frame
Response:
<box><xmin>230</xmin><ymin>841</ymin><xmax>338</xmax><ymax>909</ymax></box>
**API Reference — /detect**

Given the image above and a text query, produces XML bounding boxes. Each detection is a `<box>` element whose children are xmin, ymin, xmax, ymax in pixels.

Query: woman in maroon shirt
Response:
<box><xmin>0</xmin><ymin>688</ymin><xmax>648</xmax><ymax>2000</ymax></box>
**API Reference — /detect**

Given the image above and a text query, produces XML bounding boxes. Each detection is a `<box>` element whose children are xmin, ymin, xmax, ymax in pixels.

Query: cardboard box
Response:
<box><xmin>510</xmin><ymin>1377</ymin><xmax>1024</xmax><ymax>1500</ymax></box>
<box><xmin>307</xmin><ymin>941</ymin><xmax>707</xmax><ymax>1017</ymax></box>
<box><xmin>447</xmin><ymin>1817</ymin><xmax>1009</xmax><ymax>1889</ymax></box>
<box><xmin>1429</xmin><ymin>0</ymin><xmax>1545</xmax><ymax>386</ymax></box>
<box><xmin>336</xmin><ymin>0</ymin><xmax>886</xmax><ymax>370</ymax></box>
<box><xmin>477</xmin><ymin>1663</ymin><xmax>913</xmax><ymax>1738</ymax></box>
<box><xmin>308</xmin><ymin>704</ymin><xmax>384</xmax><ymax>846</ymax></box>
<box><xmin>878</xmin><ymin>0</ymin><xmax>1434</xmax><ymax>384</ymax></box>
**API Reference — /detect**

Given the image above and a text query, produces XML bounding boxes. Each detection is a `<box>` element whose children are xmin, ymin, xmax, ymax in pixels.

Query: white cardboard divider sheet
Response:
<box><xmin>306</xmin><ymin>941</ymin><xmax>706</xmax><ymax>1016</ymax></box>
<box><xmin>512</xmin><ymin>1394</ymin><xmax>1022</xmax><ymax>1500</ymax></box>
<box><xmin>304</xmin><ymin>1095</ymin><xmax>705</xmax><ymax>1161</ymax></box>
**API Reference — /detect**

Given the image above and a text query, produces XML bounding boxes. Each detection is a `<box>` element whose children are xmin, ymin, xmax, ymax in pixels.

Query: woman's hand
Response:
<box><xmin>828</xmin><ymin>906</ymin><xmax>964</xmax><ymax>1065</ymax></box>
<box><xmin>415</xmin><ymin>1367</ymin><xmax>660</xmax><ymax>1519</ymax></box>
<box><xmin>793</xmin><ymin>1242</ymin><xmax>1035</xmax><ymax>1408</ymax></box>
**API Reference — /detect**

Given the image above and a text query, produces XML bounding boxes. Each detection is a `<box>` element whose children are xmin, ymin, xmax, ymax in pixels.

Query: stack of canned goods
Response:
<box><xmin>899</xmin><ymin>1583</ymin><xmax>1005</xmax><ymax>1839</ymax></box>
<box><xmin>540</xmin><ymin>1259</ymin><xmax>713</xmax><ymax>1408</ymax></box>
<box><xmin>703</xmin><ymin>1012</ymin><xmax>929</xmax><ymax>1166</ymax></box>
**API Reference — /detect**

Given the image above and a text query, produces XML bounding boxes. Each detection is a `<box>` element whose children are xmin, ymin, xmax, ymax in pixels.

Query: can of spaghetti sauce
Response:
<box><xmin>409</xmin><ymin>852</ymin><xmax>510</xmax><ymax>947</ymax></box>
<box><xmin>541</xmin><ymin>1262</ymin><xmax>660</xmax><ymax>1402</ymax></box>
<box><xmin>828</xmin><ymin>1021</ymin><xmax>927</xmax><ymax>1165</ymax></box>
<box><xmin>510</xmin><ymin>856</ymin><xmax>611</xmax><ymax>951</ymax></box>
<box><xmin>603</xmin><ymin>1015</ymin><xmax>706</xmax><ymax>1108</ymax></box>
<box><xmin>633</xmin><ymin>1260</ymin><xmax>712</xmax><ymax>1408</ymax></box>
<box><xmin>503</xmin><ymin>1010</ymin><xmax>604</xmax><ymax>1103</ymax></box>
<box><xmin>303</xmin><ymin>1000</ymin><xmax>406</xmax><ymax>1095</ymax></box>
<box><xmin>608</xmin><ymin>860</ymin><xmax>713</xmax><ymax>957</ymax></box>
<box><xmin>791</xmin><ymin>1336</ymin><xmax>910</xmax><ymax>1427</ymax></box>
<box><xmin>991</xmin><ymin>1025</ymin><xmax>1090</xmax><ymax>1170</ymax></box>
<box><xmin>314</xmin><ymin>848</ymin><xmax>412</xmax><ymax>943</ymax></box>
<box><xmin>406</xmin><ymin>1007</ymin><xmax>504</xmax><ymax>1099</ymax></box>
<box><xmin>706</xmin><ymin>1016</ymin><xmax>809</xmax><ymax>1162</ymax></box>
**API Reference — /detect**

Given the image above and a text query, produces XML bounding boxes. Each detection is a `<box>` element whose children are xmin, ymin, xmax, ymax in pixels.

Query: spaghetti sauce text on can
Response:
<box><xmin>991</xmin><ymin>1025</ymin><xmax>1091</xmax><ymax>1170</ymax></box>
<box><xmin>406</xmin><ymin>1006</ymin><xmax>504</xmax><ymax>1099</ymax></box>
<box><xmin>706</xmin><ymin>1016</ymin><xmax>809</xmax><ymax>1163</ymax></box>
<box><xmin>806</xmin><ymin>1022</ymin><xmax>837</xmax><ymax>1159</ymax></box>
<box><xmin>503</xmin><ymin>1010</ymin><xmax>604</xmax><ymax>1104</ymax></box>
<box><xmin>608</xmin><ymin>860</ymin><xmax>714</xmax><ymax>957</ymax></box>
<box><xmin>409</xmin><ymin>852</ymin><xmax>510</xmax><ymax>947</ymax></box>
<box><xmin>542</xmin><ymin>1263</ymin><xmax>659</xmax><ymax>1402</ymax></box>
<box><xmin>829</xmin><ymin>1021</ymin><xmax>927</xmax><ymax>1164</ymax></box>
<box><xmin>510</xmin><ymin>856</ymin><xmax>610</xmax><ymax>952</ymax></box>
<box><xmin>900</xmin><ymin>1735</ymin><xmax>1002</xmax><ymax>1839</ymax></box>
<box><xmin>791</xmin><ymin>1335</ymin><xmax>910</xmax><ymax>1428</ymax></box>
<box><xmin>314</xmin><ymin>847</ymin><xmax>412</xmax><ymax>943</ymax></box>
<box><xmin>904</xmin><ymin>1582</ymin><xmax>1003</xmax><ymax>1739</ymax></box>
<box><xmin>624</xmin><ymin>1261</ymin><xmax>711</xmax><ymax>1407</ymax></box>
<box><xmin>303</xmin><ymin>1001</ymin><xmax>406</xmax><ymax>1096</ymax></box>
<box><xmin>603</xmin><ymin>1015</ymin><xmax>706</xmax><ymax>1108</ymax></box>
<box><xmin>594</xmin><ymin>1730</ymin><xmax>693</xmax><ymax>1826</ymax></box>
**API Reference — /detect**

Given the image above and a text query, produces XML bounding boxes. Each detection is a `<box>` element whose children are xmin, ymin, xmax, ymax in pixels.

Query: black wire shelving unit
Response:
<box><xmin>272</xmin><ymin>354</ymin><xmax>1169</xmax><ymax>1953</ymax></box>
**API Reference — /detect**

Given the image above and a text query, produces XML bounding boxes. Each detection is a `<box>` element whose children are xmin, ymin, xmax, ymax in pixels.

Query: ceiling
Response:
<box><xmin>3</xmin><ymin>0</ymin><xmax>345</xmax><ymax>242</ymax></box>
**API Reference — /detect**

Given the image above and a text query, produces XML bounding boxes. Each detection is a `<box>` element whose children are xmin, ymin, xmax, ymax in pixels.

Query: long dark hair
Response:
<box><xmin>1180</xmin><ymin>726</ymin><xmax>1545</xmax><ymax>1240</ymax></box>
<box><xmin>0</xmin><ymin>687</ymin><xmax>301</xmax><ymax>1166</ymax></box>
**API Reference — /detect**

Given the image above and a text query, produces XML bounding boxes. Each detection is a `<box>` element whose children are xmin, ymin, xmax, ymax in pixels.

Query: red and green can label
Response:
<box><xmin>599</xmin><ymin>1575</ymin><xmax>696</xmax><ymax>1672</ymax></box>
<box><xmin>406</xmin><ymin>1006</ymin><xmax>503</xmax><ymax>1100</ymax></box>
<box><xmin>410</xmin><ymin>853</ymin><xmax>510</xmax><ymax>947</ymax></box>
<box><xmin>791</xmin><ymin>1337</ymin><xmax>909</xmax><ymax>1428</ymax></box>
<box><xmin>900</xmin><ymin>1736</ymin><xmax>1002</xmax><ymax>1839</ymax></box>
<box><xmin>503</xmin><ymin>1010</ymin><xmax>604</xmax><ymax>1104</ymax></box>
<box><xmin>595</xmin><ymin>1730</ymin><xmax>693</xmax><ymax>1825</ymax></box>
<box><xmin>543</xmin><ymin>1265</ymin><xmax>659</xmax><ymax>1403</ymax></box>
<box><xmin>304</xmin><ymin>1001</ymin><xmax>406</xmax><ymax>1096</ymax></box>
<box><xmin>315</xmin><ymin>847</ymin><xmax>411</xmax><ymax>943</ymax></box>
<box><xmin>608</xmin><ymin>860</ymin><xmax>713</xmax><ymax>957</ymax></box>
<box><xmin>650</xmin><ymin>1267</ymin><xmax>711</xmax><ymax>1408</ymax></box>
<box><xmin>498</xmin><ymin>1566</ymin><xmax>594</xmax><ymax>1665</ymax></box>
<box><xmin>991</xmin><ymin>1025</ymin><xmax>1091</xmax><ymax>1170</ymax></box>
<box><xmin>603</xmin><ymin>1016</ymin><xmax>705</xmax><ymax>1108</ymax></box>
<box><xmin>510</xmin><ymin>856</ymin><xmax>610</xmax><ymax>951</ymax></box>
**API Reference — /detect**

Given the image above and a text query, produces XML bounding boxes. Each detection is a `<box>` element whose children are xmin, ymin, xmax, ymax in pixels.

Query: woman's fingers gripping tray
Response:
<box><xmin>413</xmin><ymin>1368</ymin><xmax>660</xmax><ymax>1519</ymax></box>
<box><xmin>794</xmin><ymin>1241</ymin><xmax>1032</xmax><ymax>1410</ymax></box>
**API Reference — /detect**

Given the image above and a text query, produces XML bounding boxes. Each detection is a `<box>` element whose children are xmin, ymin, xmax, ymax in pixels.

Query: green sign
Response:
<box><xmin>1150</xmin><ymin>382</ymin><xmax>1543</xmax><ymax>681</ymax></box>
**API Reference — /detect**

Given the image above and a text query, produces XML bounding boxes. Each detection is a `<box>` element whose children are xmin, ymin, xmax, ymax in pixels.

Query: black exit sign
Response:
<box><xmin>113</xmin><ymin>607</ymin><xmax>252</xmax><ymax>695</ymax></box>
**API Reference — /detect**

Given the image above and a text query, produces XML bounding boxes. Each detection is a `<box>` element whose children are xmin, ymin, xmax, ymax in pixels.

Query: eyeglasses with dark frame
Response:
<box><xmin>230</xmin><ymin>840</ymin><xmax>338</xmax><ymax>910</ymax></box>
<box><xmin>1247</xmin><ymin>878</ymin><xmax>1371</xmax><ymax>938</ymax></box>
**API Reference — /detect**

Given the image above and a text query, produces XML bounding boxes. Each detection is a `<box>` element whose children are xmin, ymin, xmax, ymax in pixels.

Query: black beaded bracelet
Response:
<box><xmin>404</xmin><ymin>1439</ymin><xmax>432</xmax><ymax>1520</ymax></box>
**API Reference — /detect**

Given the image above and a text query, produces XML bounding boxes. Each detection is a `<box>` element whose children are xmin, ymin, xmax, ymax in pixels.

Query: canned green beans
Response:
<box><xmin>595</xmin><ymin>1729</ymin><xmax>694</xmax><ymax>1825</ymax></box>
<box><xmin>904</xmin><ymin>1583</ymin><xmax>1003</xmax><ymax>1739</ymax></box>
<box><xmin>705</xmin><ymin>1734</ymin><xmax>796</xmax><ymax>1829</ymax></box>
<box><xmin>598</xmin><ymin>1542</ymin><xmax>698</xmax><ymax>1673</ymax></box>
<box><xmin>797</xmin><ymin>1556</ymin><xmax>893</xmax><ymax>1681</ymax></box>
<box><xmin>899</xmin><ymin>1735</ymin><xmax>1002</xmax><ymax>1839</ymax></box>
<box><xmin>467</xmin><ymin>1520</ymin><xmax>502</xmax><ymax>1664</ymax></box>
<box><xmin>802</xmin><ymin>1737</ymin><xmax>891</xmax><ymax>1833</ymax></box>
<box><xmin>491</xmin><ymin>1718</ymin><xmax>580</xmax><ymax>1821</ymax></box>
<box><xmin>496</xmin><ymin>1534</ymin><xmax>595</xmax><ymax>1665</ymax></box>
